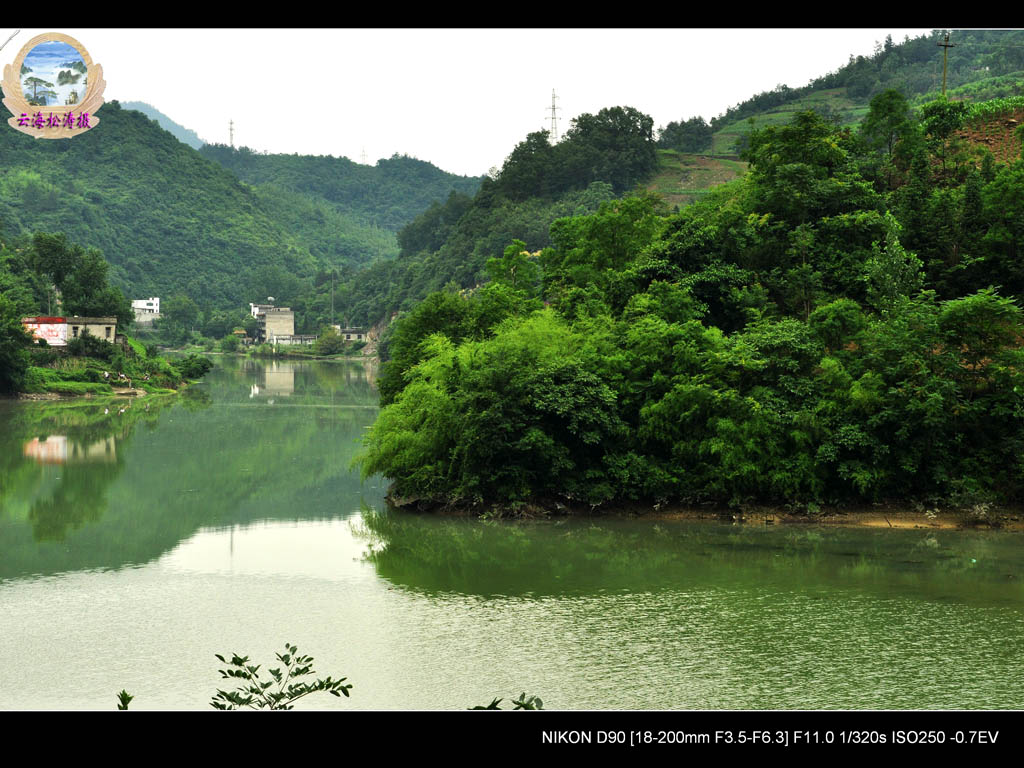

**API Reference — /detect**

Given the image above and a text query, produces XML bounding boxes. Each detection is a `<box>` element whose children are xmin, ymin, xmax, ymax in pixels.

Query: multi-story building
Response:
<box><xmin>131</xmin><ymin>297</ymin><xmax>161</xmax><ymax>323</ymax></box>
<box><xmin>250</xmin><ymin>303</ymin><xmax>296</xmax><ymax>344</ymax></box>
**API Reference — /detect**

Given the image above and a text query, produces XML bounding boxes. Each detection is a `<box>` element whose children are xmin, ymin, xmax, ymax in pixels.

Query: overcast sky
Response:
<box><xmin>4</xmin><ymin>28</ymin><xmax>935</xmax><ymax>177</ymax></box>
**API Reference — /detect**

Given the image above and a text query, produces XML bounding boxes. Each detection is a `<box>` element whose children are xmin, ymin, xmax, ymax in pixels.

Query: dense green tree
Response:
<box><xmin>0</xmin><ymin>294</ymin><xmax>32</xmax><ymax>393</ymax></box>
<box><xmin>859</xmin><ymin>89</ymin><xmax>913</xmax><ymax>189</ymax></box>
<box><xmin>61</xmin><ymin>247</ymin><xmax>133</xmax><ymax>328</ymax></box>
<box><xmin>657</xmin><ymin>116</ymin><xmax>713</xmax><ymax>153</ymax></box>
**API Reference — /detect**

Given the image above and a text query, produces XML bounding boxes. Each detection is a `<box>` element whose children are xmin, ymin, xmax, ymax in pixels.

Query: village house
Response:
<box><xmin>22</xmin><ymin>315</ymin><xmax>118</xmax><ymax>346</ymax></box>
<box><xmin>332</xmin><ymin>325</ymin><xmax>367</xmax><ymax>342</ymax></box>
<box><xmin>131</xmin><ymin>297</ymin><xmax>161</xmax><ymax>324</ymax></box>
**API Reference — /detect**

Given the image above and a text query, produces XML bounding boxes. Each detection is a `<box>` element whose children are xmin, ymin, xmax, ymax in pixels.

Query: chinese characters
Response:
<box><xmin>17</xmin><ymin>111</ymin><xmax>91</xmax><ymax>129</ymax></box>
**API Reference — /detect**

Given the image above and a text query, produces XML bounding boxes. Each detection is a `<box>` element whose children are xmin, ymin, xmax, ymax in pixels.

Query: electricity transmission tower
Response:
<box><xmin>229</xmin><ymin>119</ymin><xmax>234</xmax><ymax>148</ymax></box>
<box><xmin>547</xmin><ymin>89</ymin><xmax>561</xmax><ymax>142</ymax></box>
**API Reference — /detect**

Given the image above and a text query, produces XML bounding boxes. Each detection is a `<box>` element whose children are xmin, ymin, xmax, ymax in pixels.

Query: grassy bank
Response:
<box><xmin>17</xmin><ymin>336</ymin><xmax>212</xmax><ymax>398</ymax></box>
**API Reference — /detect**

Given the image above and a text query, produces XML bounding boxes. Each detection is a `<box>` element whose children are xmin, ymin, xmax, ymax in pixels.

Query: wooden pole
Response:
<box><xmin>938</xmin><ymin>32</ymin><xmax>957</xmax><ymax>97</ymax></box>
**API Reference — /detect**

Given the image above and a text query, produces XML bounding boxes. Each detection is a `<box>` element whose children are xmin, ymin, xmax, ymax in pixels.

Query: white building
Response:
<box><xmin>132</xmin><ymin>297</ymin><xmax>161</xmax><ymax>323</ymax></box>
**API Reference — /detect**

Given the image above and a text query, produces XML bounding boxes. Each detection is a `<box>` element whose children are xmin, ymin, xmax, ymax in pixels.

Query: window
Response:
<box><xmin>105</xmin><ymin>327</ymin><xmax>111</xmax><ymax>338</ymax></box>
<box><xmin>72</xmin><ymin>326</ymin><xmax>79</xmax><ymax>337</ymax></box>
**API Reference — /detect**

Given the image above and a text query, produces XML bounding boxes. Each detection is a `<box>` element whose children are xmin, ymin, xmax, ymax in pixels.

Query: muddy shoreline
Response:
<box><xmin>387</xmin><ymin>494</ymin><xmax>1024</xmax><ymax>531</ymax></box>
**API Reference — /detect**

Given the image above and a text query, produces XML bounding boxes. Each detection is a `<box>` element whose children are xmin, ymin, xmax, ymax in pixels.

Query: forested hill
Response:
<box><xmin>121</xmin><ymin>101</ymin><xmax>207</xmax><ymax>150</ymax></box>
<box><xmin>199</xmin><ymin>144</ymin><xmax>484</xmax><ymax>233</ymax></box>
<box><xmin>359</xmin><ymin>99</ymin><xmax>1024</xmax><ymax>512</ymax></box>
<box><xmin>331</xmin><ymin>106</ymin><xmax>661</xmax><ymax>325</ymax></box>
<box><xmin>0</xmin><ymin>101</ymin><xmax>402</xmax><ymax>308</ymax></box>
<box><xmin>659</xmin><ymin>29</ymin><xmax>1024</xmax><ymax>155</ymax></box>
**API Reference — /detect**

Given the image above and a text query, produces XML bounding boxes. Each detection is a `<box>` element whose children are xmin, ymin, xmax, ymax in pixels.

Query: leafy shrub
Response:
<box><xmin>210</xmin><ymin>644</ymin><xmax>351</xmax><ymax>710</ymax></box>
<box><xmin>219</xmin><ymin>334</ymin><xmax>240</xmax><ymax>353</ymax></box>
<box><xmin>171</xmin><ymin>354</ymin><xmax>214</xmax><ymax>380</ymax></box>
<box><xmin>66</xmin><ymin>330</ymin><xmax>116</xmax><ymax>362</ymax></box>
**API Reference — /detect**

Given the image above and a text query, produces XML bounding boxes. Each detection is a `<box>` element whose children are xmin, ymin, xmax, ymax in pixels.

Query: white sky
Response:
<box><xmin>5</xmin><ymin>28</ymin><xmax>935</xmax><ymax>177</ymax></box>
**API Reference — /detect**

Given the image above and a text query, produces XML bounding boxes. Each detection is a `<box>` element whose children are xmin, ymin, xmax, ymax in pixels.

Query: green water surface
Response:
<box><xmin>1</xmin><ymin>357</ymin><xmax>1022</xmax><ymax>709</ymax></box>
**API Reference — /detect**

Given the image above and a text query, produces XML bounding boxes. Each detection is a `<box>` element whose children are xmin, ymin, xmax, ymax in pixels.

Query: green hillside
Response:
<box><xmin>645</xmin><ymin>149</ymin><xmax>748</xmax><ymax>208</ymax></box>
<box><xmin>676</xmin><ymin>30</ymin><xmax>1024</xmax><ymax>154</ymax></box>
<box><xmin>0</xmin><ymin>101</ymin><xmax>466</xmax><ymax>311</ymax></box>
<box><xmin>331</xmin><ymin>106</ymin><xmax>660</xmax><ymax>326</ymax></box>
<box><xmin>198</xmin><ymin>144</ymin><xmax>483</xmax><ymax>233</ymax></box>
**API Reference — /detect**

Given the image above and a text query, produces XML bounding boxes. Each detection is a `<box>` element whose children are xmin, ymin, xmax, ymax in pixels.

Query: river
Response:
<box><xmin>1</xmin><ymin>356</ymin><xmax>1023</xmax><ymax>710</ymax></box>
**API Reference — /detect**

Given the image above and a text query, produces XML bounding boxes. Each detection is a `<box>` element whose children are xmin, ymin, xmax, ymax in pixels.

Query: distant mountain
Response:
<box><xmin>199</xmin><ymin>144</ymin><xmax>483</xmax><ymax>233</ymax></box>
<box><xmin>122</xmin><ymin>101</ymin><xmax>207</xmax><ymax>150</ymax></box>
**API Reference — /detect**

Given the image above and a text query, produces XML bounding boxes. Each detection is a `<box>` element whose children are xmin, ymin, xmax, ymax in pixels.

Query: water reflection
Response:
<box><xmin>250</xmin><ymin>360</ymin><xmax>294</xmax><ymax>398</ymax></box>
<box><xmin>23</xmin><ymin>435</ymin><xmax>117</xmax><ymax>464</ymax></box>
<box><xmin>1</xmin><ymin>397</ymin><xmax>181</xmax><ymax>544</ymax></box>
<box><xmin>358</xmin><ymin>509</ymin><xmax>1024</xmax><ymax>606</ymax></box>
<box><xmin>0</xmin><ymin>357</ymin><xmax>385</xmax><ymax>580</ymax></box>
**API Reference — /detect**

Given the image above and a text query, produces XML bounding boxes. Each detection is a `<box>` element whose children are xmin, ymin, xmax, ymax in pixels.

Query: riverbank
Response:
<box><xmin>386</xmin><ymin>494</ymin><xmax>1024</xmax><ymax>531</ymax></box>
<box><xmin>12</xmin><ymin>343</ymin><xmax>212</xmax><ymax>399</ymax></box>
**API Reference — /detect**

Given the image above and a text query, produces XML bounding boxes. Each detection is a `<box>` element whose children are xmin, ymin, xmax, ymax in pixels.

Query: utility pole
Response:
<box><xmin>547</xmin><ymin>89</ymin><xmax>560</xmax><ymax>142</ymax></box>
<box><xmin>938</xmin><ymin>32</ymin><xmax>956</xmax><ymax>97</ymax></box>
<box><xmin>229</xmin><ymin>119</ymin><xmax>234</xmax><ymax>148</ymax></box>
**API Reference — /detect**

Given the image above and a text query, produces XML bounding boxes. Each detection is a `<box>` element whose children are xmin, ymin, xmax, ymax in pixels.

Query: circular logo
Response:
<box><xmin>1</xmin><ymin>32</ymin><xmax>105</xmax><ymax>139</ymax></box>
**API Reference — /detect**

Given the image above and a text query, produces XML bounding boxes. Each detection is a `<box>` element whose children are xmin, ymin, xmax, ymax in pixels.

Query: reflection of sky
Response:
<box><xmin>21</xmin><ymin>41</ymin><xmax>86</xmax><ymax>107</ymax></box>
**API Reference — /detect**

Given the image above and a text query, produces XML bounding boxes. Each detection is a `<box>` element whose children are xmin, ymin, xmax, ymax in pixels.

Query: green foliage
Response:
<box><xmin>66</xmin><ymin>329</ymin><xmax>117</xmax><ymax>362</ymax></box>
<box><xmin>171</xmin><ymin>354</ymin><xmax>213</xmax><ymax>380</ymax></box>
<box><xmin>199</xmin><ymin>144</ymin><xmax>481</xmax><ymax>234</ymax></box>
<box><xmin>710</xmin><ymin>31</ymin><xmax>1024</xmax><ymax>153</ymax></box>
<box><xmin>331</xmin><ymin>106</ymin><xmax>657</xmax><ymax>327</ymax></box>
<box><xmin>219</xmin><ymin>333</ymin><xmax>241</xmax><ymax>353</ymax></box>
<box><xmin>470</xmin><ymin>693</ymin><xmax>544</xmax><ymax>710</ymax></box>
<box><xmin>0</xmin><ymin>102</ymin><xmax>477</xmax><ymax>311</ymax></box>
<box><xmin>314</xmin><ymin>326</ymin><xmax>347</xmax><ymax>355</ymax></box>
<box><xmin>0</xmin><ymin>294</ymin><xmax>32</xmax><ymax>393</ymax></box>
<box><xmin>658</xmin><ymin>116</ymin><xmax>713</xmax><ymax>153</ymax></box>
<box><xmin>210</xmin><ymin>644</ymin><xmax>352</xmax><ymax>710</ymax></box>
<box><xmin>361</xmin><ymin>99</ymin><xmax>1024</xmax><ymax>510</ymax></box>
<box><xmin>863</xmin><ymin>214</ymin><xmax>924</xmax><ymax>312</ymax></box>
<box><xmin>964</xmin><ymin>95</ymin><xmax>1024</xmax><ymax>124</ymax></box>
<box><xmin>116</xmin><ymin>690</ymin><xmax>133</xmax><ymax>710</ymax></box>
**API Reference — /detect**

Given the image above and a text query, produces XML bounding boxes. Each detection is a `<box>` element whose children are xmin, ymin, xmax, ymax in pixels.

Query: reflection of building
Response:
<box><xmin>249</xmin><ymin>360</ymin><xmax>295</xmax><ymax>398</ymax></box>
<box><xmin>23</xmin><ymin>435</ymin><xmax>117</xmax><ymax>464</ymax></box>
<box><xmin>131</xmin><ymin>297</ymin><xmax>161</xmax><ymax>324</ymax></box>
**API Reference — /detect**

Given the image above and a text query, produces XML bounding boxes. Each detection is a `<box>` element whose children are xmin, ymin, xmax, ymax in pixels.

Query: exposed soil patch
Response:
<box><xmin>959</xmin><ymin>109</ymin><xmax>1024</xmax><ymax>164</ymax></box>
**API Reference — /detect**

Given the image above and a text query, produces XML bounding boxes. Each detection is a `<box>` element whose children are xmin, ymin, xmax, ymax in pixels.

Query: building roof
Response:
<box><xmin>23</xmin><ymin>316</ymin><xmax>67</xmax><ymax>324</ymax></box>
<box><xmin>24</xmin><ymin>316</ymin><xmax>117</xmax><ymax>324</ymax></box>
